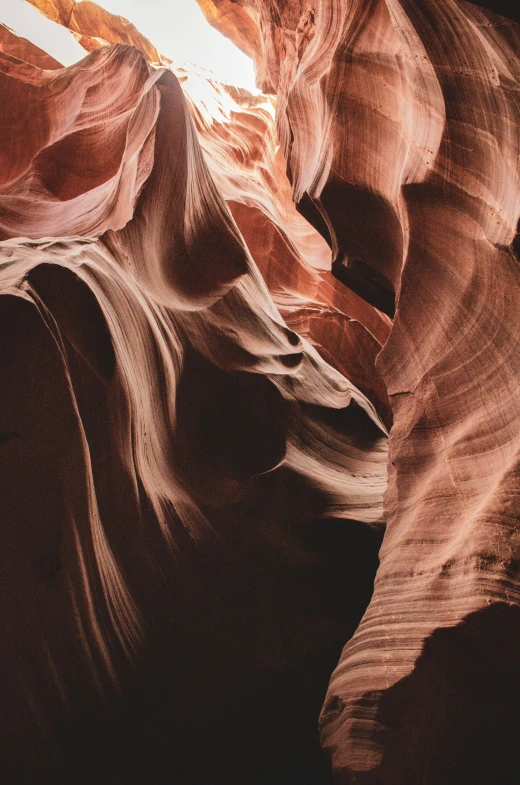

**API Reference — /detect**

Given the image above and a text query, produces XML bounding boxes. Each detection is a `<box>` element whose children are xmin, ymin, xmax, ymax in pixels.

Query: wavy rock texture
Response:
<box><xmin>4</xmin><ymin>0</ymin><xmax>520</xmax><ymax>782</ymax></box>
<box><xmin>0</xmin><ymin>4</ymin><xmax>392</xmax><ymax>783</ymax></box>
<box><xmin>198</xmin><ymin>0</ymin><xmax>520</xmax><ymax>782</ymax></box>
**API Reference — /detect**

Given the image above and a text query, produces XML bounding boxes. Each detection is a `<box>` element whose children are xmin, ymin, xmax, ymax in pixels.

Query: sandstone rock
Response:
<box><xmin>197</xmin><ymin>0</ymin><xmax>520</xmax><ymax>781</ymax></box>
<box><xmin>0</xmin><ymin>22</ymin><xmax>63</xmax><ymax>69</ymax></box>
<box><xmin>0</xmin><ymin>22</ymin><xmax>384</xmax><ymax>781</ymax></box>
<box><xmin>3</xmin><ymin>0</ymin><xmax>519</xmax><ymax>781</ymax></box>
<box><xmin>26</xmin><ymin>0</ymin><xmax>74</xmax><ymax>27</ymax></box>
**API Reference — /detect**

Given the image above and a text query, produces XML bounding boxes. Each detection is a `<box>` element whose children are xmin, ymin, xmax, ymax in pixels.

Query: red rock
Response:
<box><xmin>0</xmin><ymin>44</ymin><xmax>158</xmax><ymax>236</ymax></box>
<box><xmin>197</xmin><ymin>0</ymin><xmax>520</xmax><ymax>781</ymax></box>
<box><xmin>4</xmin><ymin>0</ymin><xmax>519</xmax><ymax>781</ymax></box>
<box><xmin>26</xmin><ymin>0</ymin><xmax>75</xmax><ymax>27</ymax></box>
<box><xmin>0</xmin><ymin>22</ymin><xmax>63</xmax><ymax>69</ymax></box>
<box><xmin>0</xmin><ymin>22</ymin><xmax>385</xmax><ymax>780</ymax></box>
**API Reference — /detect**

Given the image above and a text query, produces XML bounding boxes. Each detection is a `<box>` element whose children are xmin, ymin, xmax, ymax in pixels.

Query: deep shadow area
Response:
<box><xmin>116</xmin><ymin>466</ymin><xmax>383</xmax><ymax>785</ymax></box>
<box><xmin>61</xmin><ymin>468</ymin><xmax>383</xmax><ymax>785</ymax></box>
<box><xmin>296</xmin><ymin>187</ymin><xmax>399</xmax><ymax>317</ymax></box>
<box><xmin>513</xmin><ymin>219</ymin><xmax>520</xmax><ymax>261</ymax></box>
<box><xmin>469</xmin><ymin>1</ymin><xmax>520</xmax><ymax>24</ymax></box>
<box><xmin>0</xmin><ymin>284</ymin><xmax>384</xmax><ymax>784</ymax></box>
<box><xmin>369</xmin><ymin>602</ymin><xmax>520</xmax><ymax>784</ymax></box>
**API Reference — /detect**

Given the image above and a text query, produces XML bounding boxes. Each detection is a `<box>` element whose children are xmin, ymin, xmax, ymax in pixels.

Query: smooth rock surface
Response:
<box><xmin>3</xmin><ymin>0</ymin><xmax>520</xmax><ymax>781</ymax></box>
<box><xmin>0</xmin><ymin>4</ymin><xmax>391</xmax><ymax>782</ymax></box>
<box><xmin>198</xmin><ymin>0</ymin><xmax>520</xmax><ymax>782</ymax></box>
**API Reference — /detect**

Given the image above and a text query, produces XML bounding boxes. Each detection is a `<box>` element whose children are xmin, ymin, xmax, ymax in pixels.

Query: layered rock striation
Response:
<box><xmin>198</xmin><ymin>0</ymin><xmax>520</xmax><ymax>782</ymax></box>
<box><xmin>0</xmin><ymin>3</ymin><xmax>389</xmax><ymax>782</ymax></box>
<box><xmin>2</xmin><ymin>0</ymin><xmax>520</xmax><ymax>782</ymax></box>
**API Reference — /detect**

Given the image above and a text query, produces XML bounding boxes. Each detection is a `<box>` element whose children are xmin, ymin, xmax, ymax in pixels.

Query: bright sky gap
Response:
<box><xmin>1</xmin><ymin>0</ymin><xmax>257</xmax><ymax>91</ymax></box>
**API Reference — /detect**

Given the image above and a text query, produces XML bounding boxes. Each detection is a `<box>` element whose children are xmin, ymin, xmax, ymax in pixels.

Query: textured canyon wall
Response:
<box><xmin>198</xmin><ymin>0</ymin><xmax>520</xmax><ymax>782</ymax></box>
<box><xmin>3</xmin><ymin>0</ymin><xmax>520</xmax><ymax>781</ymax></box>
<box><xmin>0</xmin><ymin>4</ymin><xmax>393</xmax><ymax>783</ymax></box>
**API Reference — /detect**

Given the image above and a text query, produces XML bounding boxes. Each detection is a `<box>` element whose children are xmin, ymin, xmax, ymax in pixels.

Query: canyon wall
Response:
<box><xmin>0</xmin><ymin>3</ymin><xmax>388</xmax><ymax>782</ymax></box>
<box><xmin>198</xmin><ymin>0</ymin><xmax>520</xmax><ymax>782</ymax></box>
<box><xmin>1</xmin><ymin>0</ymin><xmax>520</xmax><ymax>782</ymax></box>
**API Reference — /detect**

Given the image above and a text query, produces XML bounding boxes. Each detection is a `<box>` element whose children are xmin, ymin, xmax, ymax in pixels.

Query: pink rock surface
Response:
<box><xmin>0</xmin><ymin>8</ymin><xmax>387</xmax><ymax>781</ymax></box>
<box><xmin>2</xmin><ymin>0</ymin><xmax>520</xmax><ymax>781</ymax></box>
<box><xmin>198</xmin><ymin>0</ymin><xmax>520</xmax><ymax>781</ymax></box>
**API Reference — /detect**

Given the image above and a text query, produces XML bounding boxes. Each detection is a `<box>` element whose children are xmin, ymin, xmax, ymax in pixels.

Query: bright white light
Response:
<box><xmin>81</xmin><ymin>0</ymin><xmax>257</xmax><ymax>91</ymax></box>
<box><xmin>0</xmin><ymin>0</ymin><xmax>256</xmax><ymax>91</ymax></box>
<box><xmin>0</xmin><ymin>0</ymin><xmax>87</xmax><ymax>65</ymax></box>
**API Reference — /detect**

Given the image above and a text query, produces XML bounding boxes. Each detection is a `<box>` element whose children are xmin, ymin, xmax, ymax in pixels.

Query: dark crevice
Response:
<box><xmin>332</xmin><ymin>256</ymin><xmax>396</xmax><ymax>317</ymax></box>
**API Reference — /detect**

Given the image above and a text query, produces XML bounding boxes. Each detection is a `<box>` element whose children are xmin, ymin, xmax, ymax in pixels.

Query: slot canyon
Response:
<box><xmin>0</xmin><ymin>0</ymin><xmax>519</xmax><ymax>782</ymax></box>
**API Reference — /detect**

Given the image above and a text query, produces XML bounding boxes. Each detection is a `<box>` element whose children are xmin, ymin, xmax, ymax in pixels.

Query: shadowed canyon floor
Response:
<box><xmin>1</xmin><ymin>0</ymin><xmax>520</xmax><ymax>783</ymax></box>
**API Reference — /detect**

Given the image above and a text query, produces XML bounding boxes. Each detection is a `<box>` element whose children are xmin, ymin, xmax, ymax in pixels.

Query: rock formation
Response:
<box><xmin>197</xmin><ymin>0</ymin><xmax>520</xmax><ymax>782</ymax></box>
<box><xmin>0</xmin><ymin>3</ymin><xmax>388</xmax><ymax>783</ymax></box>
<box><xmin>1</xmin><ymin>0</ymin><xmax>519</xmax><ymax>782</ymax></box>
